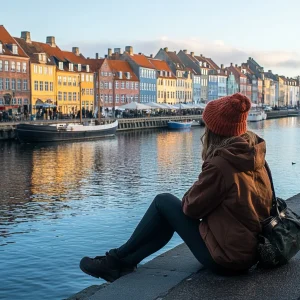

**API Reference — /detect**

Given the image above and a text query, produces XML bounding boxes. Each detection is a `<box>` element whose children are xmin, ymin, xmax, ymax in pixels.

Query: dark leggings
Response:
<box><xmin>116</xmin><ymin>193</ymin><xmax>225</xmax><ymax>273</ymax></box>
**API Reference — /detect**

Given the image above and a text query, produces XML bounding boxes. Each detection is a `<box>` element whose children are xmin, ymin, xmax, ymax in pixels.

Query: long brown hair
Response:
<box><xmin>201</xmin><ymin>127</ymin><xmax>258</xmax><ymax>161</ymax></box>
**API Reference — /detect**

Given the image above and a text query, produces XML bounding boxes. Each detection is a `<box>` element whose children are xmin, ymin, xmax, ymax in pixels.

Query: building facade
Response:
<box><xmin>149</xmin><ymin>59</ymin><xmax>176</xmax><ymax>104</ymax></box>
<box><xmin>0</xmin><ymin>26</ymin><xmax>30</xmax><ymax>114</ymax></box>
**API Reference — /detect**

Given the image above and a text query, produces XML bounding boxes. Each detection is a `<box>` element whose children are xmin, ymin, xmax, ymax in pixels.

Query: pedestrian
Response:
<box><xmin>80</xmin><ymin>93</ymin><xmax>273</xmax><ymax>282</ymax></box>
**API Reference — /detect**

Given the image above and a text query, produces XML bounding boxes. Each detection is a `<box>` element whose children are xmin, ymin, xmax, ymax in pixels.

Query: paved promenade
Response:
<box><xmin>67</xmin><ymin>193</ymin><xmax>300</xmax><ymax>300</ymax></box>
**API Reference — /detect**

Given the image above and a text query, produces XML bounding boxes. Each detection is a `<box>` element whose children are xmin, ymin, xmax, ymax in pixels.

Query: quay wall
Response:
<box><xmin>0</xmin><ymin>110</ymin><xmax>299</xmax><ymax>141</ymax></box>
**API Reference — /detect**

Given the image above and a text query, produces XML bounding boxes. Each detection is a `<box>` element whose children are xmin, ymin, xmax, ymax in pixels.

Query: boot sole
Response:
<box><xmin>80</xmin><ymin>264</ymin><xmax>117</xmax><ymax>282</ymax></box>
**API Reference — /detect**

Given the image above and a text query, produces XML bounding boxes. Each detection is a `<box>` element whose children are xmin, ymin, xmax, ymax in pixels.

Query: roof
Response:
<box><xmin>166</xmin><ymin>51</ymin><xmax>185</xmax><ymax>70</ymax></box>
<box><xmin>227</xmin><ymin>65</ymin><xmax>247</xmax><ymax>81</ymax></box>
<box><xmin>128</xmin><ymin>53</ymin><xmax>154</xmax><ymax>69</ymax></box>
<box><xmin>149</xmin><ymin>59</ymin><xmax>176</xmax><ymax>79</ymax></box>
<box><xmin>205</xmin><ymin>57</ymin><xmax>219</xmax><ymax>70</ymax></box>
<box><xmin>194</xmin><ymin>55</ymin><xmax>210</xmax><ymax>68</ymax></box>
<box><xmin>85</xmin><ymin>58</ymin><xmax>105</xmax><ymax>72</ymax></box>
<box><xmin>14</xmin><ymin>38</ymin><xmax>55</xmax><ymax>65</ymax></box>
<box><xmin>61</xmin><ymin>50</ymin><xmax>87</xmax><ymax>65</ymax></box>
<box><xmin>35</xmin><ymin>41</ymin><xmax>66</xmax><ymax>62</ymax></box>
<box><xmin>107</xmin><ymin>60</ymin><xmax>138</xmax><ymax>81</ymax></box>
<box><xmin>0</xmin><ymin>25</ymin><xmax>27</xmax><ymax>57</ymax></box>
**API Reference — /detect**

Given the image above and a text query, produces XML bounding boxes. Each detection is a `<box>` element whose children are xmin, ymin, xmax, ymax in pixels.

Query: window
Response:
<box><xmin>45</xmin><ymin>82</ymin><xmax>49</xmax><ymax>91</ymax></box>
<box><xmin>0</xmin><ymin>97</ymin><xmax>4</xmax><ymax>104</ymax></box>
<box><xmin>11</xmin><ymin>79</ymin><xmax>16</xmax><ymax>90</ymax></box>
<box><xmin>5</xmin><ymin>61</ymin><xmax>8</xmax><ymax>71</ymax></box>
<box><xmin>39</xmin><ymin>66</ymin><xmax>42</xmax><ymax>74</ymax></box>
<box><xmin>116</xmin><ymin>95</ymin><xmax>119</xmax><ymax>103</ymax></box>
<box><xmin>69</xmin><ymin>63</ymin><xmax>73</xmax><ymax>71</ymax></box>
<box><xmin>86</xmin><ymin>89</ymin><xmax>90</xmax><ymax>95</ymax></box>
<box><xmin>90</xmin><ymin>75</ymin><xmax>93</xmax><ymax>82</ymax></box>
<box><xmin>86</xmin><ymin>74</ymin><xmax>89</xmax><ymax>82</ymax></box>
<box><xmin>44</xmin><ymin>67</ymin><xmax>48</xmax><ymax>75</ymax></box>
<box><xmin>5</xmin><ymin>78</ymin><xmax>10</xmax><ymax>90</ymax></box>
<box><xmin>39</xmin><ymin>81</ymin><xmax>43</xmax><ymax>91</ymax></box>
<box><xmin>100</xmin><ymin>81</ymin><xmax>104</xmax><ymax>89</ymax></box>
<box><xmin>135</xmin><ymin>95</ymin><xmax>138</xmax><ymax>102</ymax></box>
<box><xmin>135</xmin><ymin>82</ymin><xmax>138</xmax><ymax>90</ymax></box>
<box><xmin>50</xmin><ymin>82</ymin><xmax>53</xmax><ymax>91</ymax></box>
<box><xmin>23</xmin><ymin>79</ymin><xmax>28</xmax><ymax>91</ymax></box>
<box><xmin>58</xmin><ymin>76</ymin><xmax>62</xmax><ymax>85</ymax></box>
<box><xmin>115</xmin><ymin>81</ymin><xmax>119</xmax><ymax>89</ymax></box>
<box><xmin>17</xmin><ymin>79</ymin><xmax>21</xmax><ymax>90</ymax></box>
<box><xmin>18</xmin><ymin>98</ymin><xmax>22</xmax><ymax>105</ymax></box>
<box><xmin>90</xmin><ymin>89</ymin><xmax>93</xmax><ymax>95</ymax></box>
<box><xmin>68</xmin><ymin>77</ymin><xmax>72</xmax><ymax>86</ymax></box>
<box><xmin>104</xmin><ymin>82</ymin><xmax>108</xmax><ymax>89</ymax></box>
<box><xmin>68</xmin><ymin>92</ymin><xmax>72</xmax><ymax>101</ymax></box>
<box><xmin>78</xmin><ymin>64</ymin><xmax>81</xmax><ymax>72</ymax></box>
<box><xmin>63</xmin><ymin>92</ymin><xmax>67</xmax><ymax>101</ymax></box>
<box><xmin>63</xmin><ymin>77</ymin><xmax>67</xmax><ymax>86</ymax></box>
<box><xmin>105</xmin><ymin>95</ymin><xmax>108</xmax><ymax>103</ymax></box>
<box><xmin>81</xmin><ymin>74</ymin><xmax>84</xmax><ymax>82</ymax></box>
<box><xmin>11</xmin><ymin>62</ymin><xmax>15</xmax><ymax>72</ymax></box>
<box><xmin>121</xmin><ymin>82</ymin><xmax>125</xmax><ymax>89</ymax></box>
<box><xmin>59</xmin><ymin>62</ymin><xmax>63</xmax><ymax>70</ymax></box>
<box><xmin>58</xmin><ymin>92</ymin><xmax>62</xmax><ymax>101</ymax></box>
<box><xmin>24</xmin><ymin>99</ymin><xmax>28</xmax><ymax>104</ymax></box>
<box><xmin>121</xmin><ymin>95</ymin><xmax>125</xmax><ymax>103</ymax></box>
<box><xmin>109</xmin><ymin>82</ymin><xmax>112</xmax><ymax>89</ymax></box>
<box><xmin>73</xmin><ymin>77</ymin><xmax>76</xmax><ymax>86</ymax></box>
<box><xmin>0</xmin><ymin>61</ymin><xmax>2</xmax><ymax>71</ymax></box>
<box><xmin>12</xmin><ymin>98</ymin><xmax>17</xmax><ymax>105</ymax></box>
<box><xmin>126</xmin><ymin>81</ymin><xmax>129</xmax><ymax>89</ymax></box>
<box><xmin>0</xmin><ymin>78</ymin><xmax>3</xmax><ymax>90</ymax></box>
<box><xmin>33</xmin><ymin>64</ymin><xmax>38</xmax><ymax>74</ymax></box>
<box><xmin>73</xmin><ymin>92</ymin><xmax>77</xmax><ymax>101</ymax></box>
<box><xmin>109</xmin><ymin>95</ymin><xmax>112</xmax><ymax>103</ymax></box>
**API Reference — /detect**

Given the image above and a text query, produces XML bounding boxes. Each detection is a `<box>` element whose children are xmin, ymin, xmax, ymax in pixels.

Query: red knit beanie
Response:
<box><xmin>202</xmin><ymin>93</ymin><xmax>251</xmax><ymax>137</ymax></box>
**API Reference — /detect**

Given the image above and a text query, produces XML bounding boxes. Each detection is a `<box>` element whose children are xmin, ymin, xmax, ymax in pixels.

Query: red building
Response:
<box><xmin>0</xmin><ymin>25</ymin><xmax>30</xmax><ymax>115</ymax></box>
<box><xmin>88</xmin><ymin>57</ymin><xmax>139</xmax><ymax>112</ymax></box>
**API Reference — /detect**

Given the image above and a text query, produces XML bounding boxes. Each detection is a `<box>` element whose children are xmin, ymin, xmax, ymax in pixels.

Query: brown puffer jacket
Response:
<box><xmin>182</xmin><ymin>135</ymin><xmax>272</xmax><ymax>270</ymax></box>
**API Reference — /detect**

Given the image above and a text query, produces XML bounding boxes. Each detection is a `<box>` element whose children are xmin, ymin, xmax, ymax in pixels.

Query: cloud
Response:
<box><xmin>61</xmin><ymin>37</ymin><xmax>300</xmax><ymax>77</ymax></box>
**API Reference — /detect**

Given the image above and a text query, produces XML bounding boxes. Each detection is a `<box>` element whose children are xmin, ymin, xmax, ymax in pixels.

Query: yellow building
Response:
<box><xmin>16</xmin><ymin>33</ymin><xmax>57</xmax><ymax>113</ymax></box>
<box><xmin>149</xmin><ymin>59</ymin><xmax>176</xmax><ymax>104</ymax></box>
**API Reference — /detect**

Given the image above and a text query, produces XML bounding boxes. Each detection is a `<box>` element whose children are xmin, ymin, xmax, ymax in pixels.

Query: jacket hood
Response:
<box><xmin>215</xmin><ymin>135</ymin><xmax>266</xmax><ymax>172</ymax></box>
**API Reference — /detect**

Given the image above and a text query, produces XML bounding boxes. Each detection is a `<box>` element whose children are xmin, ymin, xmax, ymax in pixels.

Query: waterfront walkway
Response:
<box><xmin>67</xmin><ymin>193</ymin><xmax>300</xmax><ymax>300</ymax></box>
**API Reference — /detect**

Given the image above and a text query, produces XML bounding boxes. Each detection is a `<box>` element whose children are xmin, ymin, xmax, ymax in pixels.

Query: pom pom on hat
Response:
<box><xmin>202</xmin><ymin>93</ymin><xmax>251</xmax><ymax>137</ymax></box>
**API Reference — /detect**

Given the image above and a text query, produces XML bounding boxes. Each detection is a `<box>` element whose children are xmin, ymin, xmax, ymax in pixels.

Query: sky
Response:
<box><xmin>2</xmin><ymin>0</ymin><xmax>300</xmax><ymax>77</ymax></box>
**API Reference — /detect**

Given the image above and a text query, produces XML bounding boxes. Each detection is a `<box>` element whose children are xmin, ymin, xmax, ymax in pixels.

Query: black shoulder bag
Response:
<box><xmin>257</xmin><ymin>163</ymin><xmax>300</xmax><ymax>268</ymax></box>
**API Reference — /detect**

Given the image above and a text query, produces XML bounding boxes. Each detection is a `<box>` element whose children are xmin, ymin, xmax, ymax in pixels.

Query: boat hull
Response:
<box><xmin>168</xmin><ymin>121</ymin><xmax>192</xmax><ymax>129</ymax></box>
<box><xmin>16</xmin><ymin>122</ymin><xmax>118</xmax><ymax>143</ymax></box>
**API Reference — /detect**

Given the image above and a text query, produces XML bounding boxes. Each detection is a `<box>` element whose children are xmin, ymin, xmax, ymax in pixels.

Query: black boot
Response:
<box><xmin>80</xmin><ymin>249</ymin><xmax>136</xmax><ymax>282</ymax></box>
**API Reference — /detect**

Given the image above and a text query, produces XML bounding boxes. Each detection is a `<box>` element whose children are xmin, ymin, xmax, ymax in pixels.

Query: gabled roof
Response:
<box><xmin>204</xmin><ymin>57</ymin><xmax>219</xmax><ymax>70</ymax></box>
<box><xmin>194</xmin><ymin>55</ymin><xmax>210</xmax><ymax>68</ymax></box>
<box><xmin>128</xmin><ymin>53</ymin><xmax>154</xmax><ymax>69</ymax></box>
<box><xmin>85</xmin><ymin>58</ymin><xmax>105</xmax><ymax>72</ymax></box>
<box><xmin>35</xmin><ymin>41</ymin><xmax>66</xmax><ymax>62</ymax></box>
<box><xmin>14</xmin><ymin>37</ymin><xmax>55</xmax><ymax>65</ymax></box>
<box><xmin>166</xmin><ymin>51</ymin><xmax>185</xmax><ymax>70</ymax></box>
<box><xmin>0</xmin><ymin>25</ymin><xmax>27</xmax><ymax>57</ymax></box>
<box><xmin>107</xmin><ymin>60</ymin><xmax>138</xmax><ymax>81</ymax></box>
<box><xmin>227</xmin><ymin>65</ymin><xmax>247</xmax><ymax>80</ymax></box>
<box><xmin>148</xmin><ymin>59</ymin><xmax>176</xmax><ymax>79</ymax></box>
<box><xmin>62</xmin><ymin>50</ymin><xmax>87</xmax><ymax>65</ymax></box>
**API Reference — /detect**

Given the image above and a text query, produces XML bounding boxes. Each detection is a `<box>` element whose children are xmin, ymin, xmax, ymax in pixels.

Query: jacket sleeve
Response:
<box><xmin>182</xmin><ymin>162</ymin><xmax>226</xmax><ymax>219</ymax></box>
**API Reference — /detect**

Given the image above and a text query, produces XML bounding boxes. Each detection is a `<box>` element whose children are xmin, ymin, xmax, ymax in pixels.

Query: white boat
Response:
<box><xmin>248</xmin><ymin>108</ymin><xmax>267</xmax><ymax>122</ymax></box>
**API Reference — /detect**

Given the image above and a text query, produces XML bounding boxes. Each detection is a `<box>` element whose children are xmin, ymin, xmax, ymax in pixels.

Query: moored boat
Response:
<box><xmin>167</xmin><ymin>121</ymin><xmax>192</xmax><ymax>129</ymax></box>
<box><xmin>16</xmin><ymin>120</ymin><xmax>118</xmax><ymax>143</ymax></box>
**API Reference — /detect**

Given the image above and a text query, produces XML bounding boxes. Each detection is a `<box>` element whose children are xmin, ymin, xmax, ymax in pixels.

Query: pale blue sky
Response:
<box><xmin>2</xmin><ymin>0</ymin><xmax>300</xmax><ymax>76</ymax></box>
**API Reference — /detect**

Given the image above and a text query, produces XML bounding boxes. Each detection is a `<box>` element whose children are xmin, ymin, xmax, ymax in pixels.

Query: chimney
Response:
<box><xmin>72</xmin><ymin>47</ymin><xmax>80</xmax><ymax>56</ymax></box>
<box><xmin>96</xmin><ymin>53</ymin><xmax>99</xmax><ymax>59</ymax></box>
<box><xmin>183</xmin><ymin>49</ymin><xmax>187</xmax><ymax>54</ymax></box>
<box><xmin>235</xmin><ymin>64</ymin><xmax>238</xmax><ymax>67</ymax></box>
<box><xmin>138</xmin><ymin>52</ymin><xmax>142</xmax><ymax>55</ymax></box>
<box><xmin>125</xmin><ymin>46</ymin><xmax>133</xmax><ymax>55</ymax></box>
<box><xmin>221</xmin><ymin>64</ymin><xmax>224</xmax><ymax>69</ymax></box>
<box><xmin>164</xmin><ymin>47</ymin><xmax>169</xmax><ymax>52</ymax></box>
<box><xmin>230</xmin><ymin>63</ymin><xmax>233</xmax><ymax>66</ymax></box>
<box><xmin>46</xmin><ymin>36</ymin><xmax>56</xmax><ymax>47</ymax></box>
<box><xmin>21</xmin><ymin>31</ymin><xmax>31</xmax><ymax>43</ymax></box>
<box><xmin>190</xmin><ymin>52</ymin><xmax>194</xmax><ymax>57</ymax></box>
<box><xmin>108</xmin><ymin>48</ymin><xmax>112</xmax><ymax>57</ymax></box>
<box><xmin>200</xmin><ymin>54</ymin><xmax>203</xmax><ymax>57</ymax></box>
<box><xmin>114</xmin><ymin>48</ymin><xmax>121</xmax><ymax>54</ymax></box>
<box><xmin>150</xmin><ymin>54</ymin><xmax>153</xmax><ymax>58</ymax></box>
<box><xmin>105</xmin><ymin>55</ymin><xmax>108</xmax><ymax>58</ymax></box>
<box><xmin>268</xmin><ymin>70</ymin><xmax>272</xmax><ymax>73</ymax></box>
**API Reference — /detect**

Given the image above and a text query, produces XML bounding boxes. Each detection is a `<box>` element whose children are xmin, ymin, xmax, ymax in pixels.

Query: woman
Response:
<box><xmin>80</xmin><ymin>93</ymin><xmax>273</xmax><ymax>281</ymax></box>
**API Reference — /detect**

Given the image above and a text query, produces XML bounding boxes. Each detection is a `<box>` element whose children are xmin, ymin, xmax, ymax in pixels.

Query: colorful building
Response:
<box><xmin>123</xmin><ymin>46</ymin><xmax>156</xmax><ymax>103</ymax></box>
<box><xmin>16</xmin><ymin>32</ymin><xmax>56</xmax><ymax>114</ymax></box>
<box><xmin>149</xmin><ymin>58</ymin><xmax>176</xmax><ymax>104</ymax></box>
<box><xmin>0</xmin><ymin>26</ymin><xmax>30</xmax><ymax>114</ymax></box>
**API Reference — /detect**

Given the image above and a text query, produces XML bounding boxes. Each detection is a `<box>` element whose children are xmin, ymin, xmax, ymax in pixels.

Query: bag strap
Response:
<box><xmin>264</xmin><ymin>162</ymin><xmax>280</xmax><ymax>217</ymax></box>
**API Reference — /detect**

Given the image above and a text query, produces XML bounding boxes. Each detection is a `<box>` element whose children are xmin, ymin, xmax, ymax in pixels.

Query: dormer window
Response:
<box><xmin>126</xmin><ymin>72</ymin><xmax>130</xmax><ymax>79</ymax></box>
<box><xmin>12</xmin><ymin>44</ymin><xmax>18</xmax><ymax>55</ymax></box>
<box><xmin>86</xmin><ymin>65</ymin><xmax>90</xmax><ymax>72</ymax></box>
<box><xmin>78</xmin><ymin>64</ymin><xmax>81</xmax><ymax>72</ymax></box>
<box><xmin>69</xmin><ymin>63</ymin><xmax>74</xmax><ymax>71</ymax></box>
<box><xmin>58</xmin><ymin>62</ymin><xmax>63</xmax><ymax>70</ymax></box>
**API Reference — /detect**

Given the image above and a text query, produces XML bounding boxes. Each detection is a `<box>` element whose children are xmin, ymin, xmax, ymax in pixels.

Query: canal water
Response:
<box><xmin>1</xmin><ymin>117</ymin><xmax>300</xmax><ymax>300</ymax></box>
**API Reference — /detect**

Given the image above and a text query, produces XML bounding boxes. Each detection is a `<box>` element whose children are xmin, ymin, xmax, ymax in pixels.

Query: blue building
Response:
<box><xmin>227</xmin><ymin>72</ymin><xmax>239</xmax><ymax>95</ymax></box>
<box><xmin>191</xmin><ymin>71</ymin><xmax>201</xmax><ymax>104</ymax></box>
<box><xmin>208</xmin><ymin>71</ymin><xmax>218</xmax><ymax>101</ymax></box>
<box><xmin>122</xmin><ymin>46</ymin><xmax>156</xmax><ymax>103</ymax></box>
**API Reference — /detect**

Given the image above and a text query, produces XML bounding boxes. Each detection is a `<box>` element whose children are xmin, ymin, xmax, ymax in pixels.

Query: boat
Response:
<box><xmin>16</xmin><ymin>120</ymin><xmax>118</xmax><ymax>143</ymax></box>
<box><xmin>247</xmin><ymin>109</ymin><xmax>267</xmax><ymax>122</ymax></box>
<box><xmin>167</xmin><ymin>121</ymin><xmax>192</xmax><ymax>129</ymax></box>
